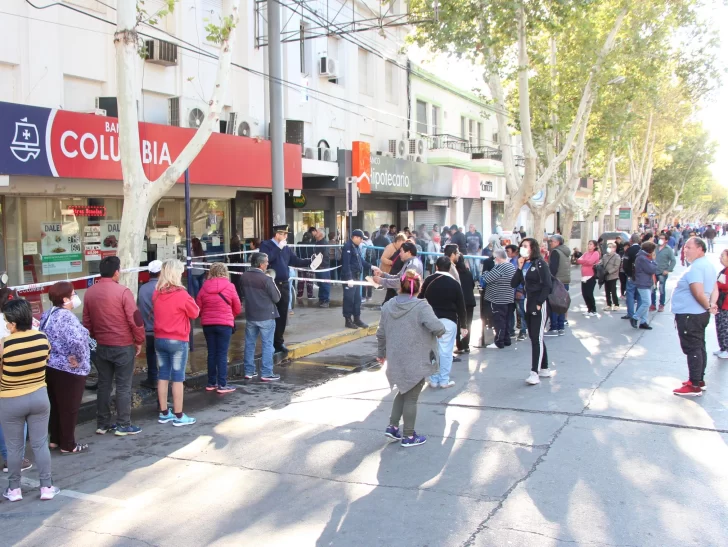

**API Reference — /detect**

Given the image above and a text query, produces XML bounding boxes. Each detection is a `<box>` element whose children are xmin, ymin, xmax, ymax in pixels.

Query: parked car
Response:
<box><xmin>598</xmin><ymin>231</ymin><xmax>630</xmax><ymax>254</ymax></box>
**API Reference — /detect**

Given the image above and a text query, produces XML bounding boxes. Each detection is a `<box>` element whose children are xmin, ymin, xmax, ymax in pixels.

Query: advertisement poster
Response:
<box><xmin>40</xmin><ymin>221</ymin><xmax>82</xmax><ymax>275</ymax></box>
<box><xmin>100</xmin><ymin>220</ymin><xmax>120</xmax><ymax>258</ymax></box>
<box><xmin>83</xmin><ymin>225</ymin><xmax>101</xmax><ymax>243</ymax></box>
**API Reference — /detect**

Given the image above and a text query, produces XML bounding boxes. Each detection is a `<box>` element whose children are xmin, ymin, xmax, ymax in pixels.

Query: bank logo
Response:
<box><xmin>10</xmin><ymin>117</ymin><xmax>41</xmax><ymax>162</ymax></box>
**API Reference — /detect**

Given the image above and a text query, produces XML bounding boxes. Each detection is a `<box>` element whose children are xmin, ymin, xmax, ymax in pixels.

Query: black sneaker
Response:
<box><xmin>544</xmin><ymin>330</ymin><xmax>559</xmax><ymax>337</ymax></box>
<box><xmin>630</xmin><ymin>318</ymin><xmax>638</xmax><ymax>329</ymax></box>
<box><xmin>244</xmin><ymin>373</ymin><xmax>258</xmax><ymax>380</ymax></box>
<box><xmin>354</xmin><ymin>318</ymin><xmax>369</xmax><ymax>328</ymax></box>
<box><xmin>318</xmin><ymin>302</ymin><xmax>330</xmax><ymax>308</ymax></box>
<box><xmin>517</xmin><ymin>333</ymin><xmax>527</xmax><ymax>341</ymax></box>
<box><xmin>260</xmin><ymin>374</ymin><xmax>281</xmax><ymax>382</ymax></box>
<box><xmin>621</xmin><ymin>315</ymin><xmax>631</xmax><ymax>320</ymax></box>
<box><xmin>639</xmin><ymin>323</ymin><xmax>653</xmax><ymax>330</ymax></box>
<box><xmin>345</xmin><ymin>319</ymin><xmax>358</xmax><ymax>329</ymax></box>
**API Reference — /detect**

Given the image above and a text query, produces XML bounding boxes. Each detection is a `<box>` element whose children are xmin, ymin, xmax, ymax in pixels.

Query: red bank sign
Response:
<box><xmin>1</xmin><ymin>101</ymin><xmax>302</xmax><ymax>189</ymax></box>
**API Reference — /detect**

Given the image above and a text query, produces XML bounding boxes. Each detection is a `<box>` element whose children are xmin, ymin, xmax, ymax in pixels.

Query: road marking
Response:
<box><xmin>293</xmin><ymin>360</ymin><xmax>357</xmax><ymax>370</ymax></box>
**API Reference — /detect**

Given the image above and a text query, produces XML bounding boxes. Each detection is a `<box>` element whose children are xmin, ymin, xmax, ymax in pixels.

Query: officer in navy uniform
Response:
<box><xmin>341</xmin><ymin>229</ymin><xmax>377</xmax><ymax>329</ymax></box>
<box><xmin>259</xmin><ymin>225</ymin><xmax>314</xmax><ymax>353</ymax></box>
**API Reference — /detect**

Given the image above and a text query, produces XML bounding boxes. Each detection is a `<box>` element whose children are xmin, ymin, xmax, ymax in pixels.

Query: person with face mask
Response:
<box><xmin>651</xmin><ymin>234</ymin><xmax>677</xmax><ymax>312</ymax></box>
<box><xmin>600</xmin><ymin>243</ymin><xmax>621</xmax><ymax>311</ymax></box>
<box><xmin>40</xmin><ymin>282</ymin><xmax>91</xmax><ymax>454</ymax></box>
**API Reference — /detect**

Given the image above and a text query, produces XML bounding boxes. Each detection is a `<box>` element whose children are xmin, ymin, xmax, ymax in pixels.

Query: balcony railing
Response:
<box><xmin>515</xmin><ymin>156</ymin><xmax>526</xmax><ymax>167</ymax></box>
<box><xmin>427</xmin><ymin>134</ymin><xmax>503</xmax><ymax>161</ymax></box>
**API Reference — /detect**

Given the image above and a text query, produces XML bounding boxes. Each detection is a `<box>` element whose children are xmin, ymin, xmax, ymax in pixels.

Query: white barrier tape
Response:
<box><xmin>11</xmin><ymin>267</ymin><xmax>150</xmax><ymax>293</ymax></box>
<box><xmin>289</xmin><ymin>276</ymin><xmax>375</xmax><ymax>287</ymax></box>
<box><xmin>188</xmin><ymin>263</ymin><xmax>341</xmax><ymax>274</ymax></box>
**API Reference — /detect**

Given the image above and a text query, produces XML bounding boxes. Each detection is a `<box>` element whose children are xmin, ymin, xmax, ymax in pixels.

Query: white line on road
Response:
<box><xmin>20</xmin><ymin>477</ymin><xmax>131</xmax><ymax>508</ymax></box>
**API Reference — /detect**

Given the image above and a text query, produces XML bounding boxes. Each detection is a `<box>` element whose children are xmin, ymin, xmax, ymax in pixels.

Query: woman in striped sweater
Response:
<box><xmin>0</xmin><ymin>299</ymin><xmax>59</xmax><ymax>502</ymax></box>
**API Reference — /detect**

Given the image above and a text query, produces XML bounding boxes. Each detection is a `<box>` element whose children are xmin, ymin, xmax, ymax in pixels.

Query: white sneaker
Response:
<box><xmin>717</xmin><ymin>351</ymin><xmax>728</xmax><ymax>359</ymax></box>
<box><xmin>40</xmin><ymin>486</ymin><xmax>60</xmax><ymax>500</ymax></box>
<box><xmin>539</xmin><ymin>369</ymin><xmax>554</xmax><ymax>378</ymax></box>
<box><xmin>713</xmin><ymin>350</ymin><xmax>723</xmax><ymax>356</ymax></box>
<box><xmin>429</xmin><ymin>381</ymin><xmax>439</xmax><ymax>389</ymax></box>
<box><xmin>486</xmin><ymin>343</ymin><xmax>500</xmax><ymax>349</ymax></box>
<box><xmin>604</xmin><ymin>306</ymin><xmax>613</xmax><ymax>311</ymax></box>
<box><xmin>439</xmin><ymin>380</ymin><xmax>456</xmax><ymax>389</ymax></box>
<box><xmin>526</xmin><ymin>371</ymin><xmax>540</xmax><ymax>385</ymax></box>
<box><xmin>589</xmin><ymin>312</ymin><xmax>598</xmax><ymax>317</ymax></box>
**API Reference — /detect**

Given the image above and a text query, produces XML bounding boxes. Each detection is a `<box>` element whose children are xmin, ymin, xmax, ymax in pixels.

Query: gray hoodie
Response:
<box><xmin>377</xmin><ymin>295</ymin><xmax>446</xmax><ymax>393</ymax></box>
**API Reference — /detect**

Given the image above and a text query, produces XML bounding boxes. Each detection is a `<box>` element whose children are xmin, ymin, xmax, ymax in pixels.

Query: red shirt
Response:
<box><xmin>717</xmin><ymin>268</ymin><xmax>728</xmax><ymax>311</ymax></box>
<box><xmin>153</xmin><ymin>287</ymin><xmax>200</xmax><ymax>341</ymax></box>
<box><xmin>83</xmin><ymin>278</ymin><xmax>145</xmax><ymax>347</ymax></box>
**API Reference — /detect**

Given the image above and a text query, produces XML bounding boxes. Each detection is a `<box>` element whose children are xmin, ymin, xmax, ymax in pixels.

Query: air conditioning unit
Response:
<box><xmin>237</xmin><ymin>120</ymin><xmax>251</xmax><ymax>137</ymax></box>
<box><xmin>389</xmin><ymin>139</ymin><xmax>407</xmax><ymax>158</ymax></box>
<box><xmin>319</xmin><ymin>56</ymin><xmax>338</xmax><ymax>78</ymax></box>
<box><xmin>95</xmin><ymin>97</ymin><xmax>118</xmax><ymax>118</ymax></box>
<box><xmin>144</xmin><ymin>39</ymin><xmax>178</xmax><ymax>66</ymax></box>
<box><xmin>415</xmin><ymin>155</ymin><xmax>424</xmax><ymax>163</ymax></box>
<box><xmin>321</xmin><ymin>148</ymin><xmax>336</xmax><ymax>162</ymax></box>
<box><xmin>408</xmin><ymin>138</ymin><xmax>426</xmax><ymax>156</ymax></box>
<box><xmin>382</xmin><ymin>151</ymin><xmax>394</xmax><ymax>158</ymax></box>
<box><xmin>226</xmin><ymin>112</ymin><xmax>238</xmax><ymax>135</ymax></box>
<box><xmin>303</xmin><ymin>147</ymin><xmax>316</xmax><ymax>159</ymax></box>
<box><xmin>407</xmin><ymin>154</ymin><xmax>417</xmax><ymax>162</ymax></box>
<box><xmin>168</xmin><ymin>98</ymin><xmax>207</xmax><ymax>128</ymax></box>
<box><xmin>81</xmin><ymin>108</ymin><xmax>107</xmax><ymax>116</ymax></box>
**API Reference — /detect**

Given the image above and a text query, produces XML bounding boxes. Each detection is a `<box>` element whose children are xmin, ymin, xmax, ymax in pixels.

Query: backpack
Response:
<box><xmin>548</xmin><ymin>277</ymin><xmax>571</xmax><ymax>315</ymax></box>
<box><xmin>595</xmin><ymin>262</ymin><xmax>606</xmax><ymax>287</ymax></box>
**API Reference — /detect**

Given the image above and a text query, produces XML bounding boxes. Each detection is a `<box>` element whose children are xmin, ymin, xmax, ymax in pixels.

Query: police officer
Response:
<box><xmin>259</xmin><ymin>225</ymin><xmax>317</xmax><ymax>353</ymax></box>
<box><xmin>341</xmin><ymin>229</ymin><xmax>377</xmax><ymax>329</ymax></box>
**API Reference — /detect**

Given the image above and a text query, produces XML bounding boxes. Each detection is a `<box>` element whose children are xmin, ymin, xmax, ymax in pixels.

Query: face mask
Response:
<box><xmin>71</xmin><ymin>295</ymin><xmax>82</xmax><ymax>309</ymax></box>
<box><xmin>606</xmin><ymin>248</ymin><xmax>614</xmax><ymax>254</ymax></box>
<box><xmin>519</xmin><ymin>247</ymin><xmax>529</xmax><ymax>258</ymax></box>
<box><xmin>659</xmin><ymin>240</ymin><xmax>666</xmax><ymax>246</ymax></box>
<box><xmin>278</xmin><ymin>239</ymin><xmax>287</xmax><ymax>249</ymax></box>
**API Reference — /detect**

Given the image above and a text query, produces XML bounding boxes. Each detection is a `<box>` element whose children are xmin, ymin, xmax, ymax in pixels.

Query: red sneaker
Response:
<box><xmin>682</xmin><ymin>380</ymin><xmax>707</xmax><ymax>390</ymax></box>
<box><xmin>673</xmin><ymin>384</ymin><xmax>703</xmax><ymax>397</ymax></box>
<box><xmin>649</xmin><ymin>305</ymin><xmax>657</xmax><ymax>312</ymax></box>
<box><xmin>658</xmin><ymin>305</ymin><xmax>665</xmax><ymax>312</ymax></box>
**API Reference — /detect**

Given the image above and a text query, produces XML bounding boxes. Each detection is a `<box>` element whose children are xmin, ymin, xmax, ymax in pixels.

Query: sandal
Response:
<box><xmin>61</xmin><ymin>443</ymin><xmax>89</xmax><ymax>454</ymax></box>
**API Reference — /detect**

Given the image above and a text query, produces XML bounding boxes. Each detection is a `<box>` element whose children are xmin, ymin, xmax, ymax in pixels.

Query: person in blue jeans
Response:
<box><xmin>242</xmin><ymin>252</ymin><xmax>282</xmax><ymax>381</ymax></box>
<box><xmin>651</xmin><ymin>235</ymin><xmax>676</xmax><ymax>312</ymax></box>
<box><xmin>622</xmin><ymin>235</ymin><xmax>643</xmax><ymax>320</ymax></box>
<box><xmin>632</xmin><ymin>242</ymin><xmax>657</xmax><ymax>330</ymax></box>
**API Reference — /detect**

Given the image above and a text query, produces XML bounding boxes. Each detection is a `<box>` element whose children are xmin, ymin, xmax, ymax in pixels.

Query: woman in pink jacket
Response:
<box><xmin>577</xmin><ymin>240</ymin><xmax>601</xmax><ymax>316</ymax></box>
<box><xmin>196</xmin><ymin>263</ymin><xmax>242</xmax><ymax>393</ymax></box>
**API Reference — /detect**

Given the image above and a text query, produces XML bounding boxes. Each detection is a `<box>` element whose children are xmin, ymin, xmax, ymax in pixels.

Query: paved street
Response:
<box><xmin>3</xmin><ymin>242</ymin><xmax>728</xmax><ymax>547</ymax></box>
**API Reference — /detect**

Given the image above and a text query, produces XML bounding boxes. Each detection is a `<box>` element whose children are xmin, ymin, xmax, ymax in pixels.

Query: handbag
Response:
<box><xmin>218</xmin><ymin>292</ymin><xmax>238</xmax><ymax>334</ymax></box>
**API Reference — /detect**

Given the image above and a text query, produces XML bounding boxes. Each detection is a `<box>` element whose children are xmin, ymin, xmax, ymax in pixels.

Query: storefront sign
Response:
<box><xmin>83</xmin><ymin>225</ymin><xmax>101</xmax><ymax>243</ymax></box>
<box><xmin>67</xmin><ymin>205</ymin><xmax>107</xmax><ymax>217</ymax></box>
<box><xmin>617</xmin><ymin>208</ymin><xmax>631</xmax><ymax>231</ymax></box>
<box><xmin>84</xmin><ymin>244</ymin><xmax>101</xmax><ymax>261</ymax></box>
<box><xmin>40</xmin><ymin>221</ymin><xmax>82</xmax><ymax>275</ymax></box>
<box><xmin>451</xmin><ymin>169</ymin><xmax>482</xmax><ymax>199</ymax></box>
<box><xmin>291</xmin><ymin>194</ymin><xmax>307</xmax><ymax>208</ymax></box>
<box><xmin>352</xmin><ymin>141</ymin><xmax>371</xmax><ymax>194</ymax></box>
<box><xmin>242</xmin><ymin>217</ymin><xmax>255</xmax><ymax>239</ymax></box>
<box><xmin>0</xmin><ymin>101</ymin><xmax>302</xmax><ymax>189</ymax></box>
<box><xmin>100</xmin><ymin>220</ymin><xmax>120</xmax><ymax>258</ymax></box>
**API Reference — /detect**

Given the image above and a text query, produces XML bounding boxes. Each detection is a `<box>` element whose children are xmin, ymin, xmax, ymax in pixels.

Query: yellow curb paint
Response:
<box><xmin>286</xmin><ymin>322</ymin><xmax>379</xmax><ymax>361</ymax></box>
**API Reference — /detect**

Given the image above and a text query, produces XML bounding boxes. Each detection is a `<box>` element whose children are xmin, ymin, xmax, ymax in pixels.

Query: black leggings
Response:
<box><xmin>619</xmin><ymin>272</ymin><xmax>627</xmax><ymax>296</ymax></box>
<box><xmin>604</xmin><ymin>279</ymin><xmax>619</xmax><ymax>307</ymax></box>
<box><xmin>526</xmin><ymin>306</ymin><xmax>548</xmax><ymax>372</ymax></box>
<box><xmin>581</xmin><ymin>277</ymin><xmax>597</xmax><ymax>313</ymax></box>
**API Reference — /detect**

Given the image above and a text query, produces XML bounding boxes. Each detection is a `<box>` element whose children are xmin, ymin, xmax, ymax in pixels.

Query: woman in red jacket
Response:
<box><xmin>711</xmin><ymin>250</ymin><xmax>728</xmax><ymax>359</ymax></box>
<box><xmin>153</xmin><ymin>260</ymin><xmax>200</xmax><ymax>426</ymax></box>
<box><xmin>196</xmin><ymin>263</ymin><xmax>242</xmax><ymax>393</ymax></box>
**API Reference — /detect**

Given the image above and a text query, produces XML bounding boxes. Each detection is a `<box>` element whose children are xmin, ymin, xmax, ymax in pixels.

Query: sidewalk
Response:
<box><xmin>79</xmin><ymin>284</ymin><xmax>386</xmax><ymax>419</ymax></box>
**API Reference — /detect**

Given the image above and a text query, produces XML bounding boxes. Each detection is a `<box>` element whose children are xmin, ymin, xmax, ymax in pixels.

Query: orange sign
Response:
<box><xmin>352</xmin><ymin>141</ymin><xmax>371</xmax><ymax>194</ymax></box>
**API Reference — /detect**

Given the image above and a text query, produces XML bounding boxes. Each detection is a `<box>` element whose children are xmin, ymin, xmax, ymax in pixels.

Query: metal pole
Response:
<box><xmin>268</xmin><ymin>0</ymin><xmax>286</xmax><ymax>227</ymax></box>
<box><xmin>185</xmin><ymin>169</ymin><xmax>194</xmax><ymax>351</ymax></box>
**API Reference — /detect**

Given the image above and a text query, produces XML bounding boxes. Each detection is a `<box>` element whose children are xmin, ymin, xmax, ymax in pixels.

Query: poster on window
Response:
<box><xmin>40</xmin><ymin>221</ymin><xmax>82</xmax><ymax>275</ymax></box>
<box><xmin>100</xmin><ymin>220</ymin><xmax>121</xmax><ymax>258</ymax></box>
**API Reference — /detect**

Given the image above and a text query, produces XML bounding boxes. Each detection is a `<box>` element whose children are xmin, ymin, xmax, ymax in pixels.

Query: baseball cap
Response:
<box><xmin>352</xmin><ymin>229</ymin><xmax>365</xmax><ymax>238</ymax></box>
<box><xmin>148</xmin><ymin>260</ymin><xmax>163</xmax><ymax>274</ymax></box>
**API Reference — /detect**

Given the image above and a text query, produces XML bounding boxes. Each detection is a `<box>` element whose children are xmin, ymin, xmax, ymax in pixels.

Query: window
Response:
<box><xmin>385</xmin><ymin>61</ymin><xmax>398</xmax><ymax>104</ymax></box>
<box><xmin>492</xmin><ymin>132</ymin><xmax>499</xmax><ymax>144</ymax></box>
<box><xmin>358</xmin><ymin>48</ymin><xmax>372</xmax><ymax>95</ymax></box>
<box><xmin>461</xmin><ymin>116</ymin><xmax>466</xmax><ymax>139</ymax></box>
<box><xmin>477</xmin><ymin>122</ymin><xmax>483</xmax><ymax>146</ymax></box>
<box><xmin>469</xmin><ymin>119</ymin><xmax>475</xmax><ymax>145</ymax></box>
<box><xmin>416</xmin><ymin>100</ymin><xmax>428</xmax><ymax>135</ymax></box>
<box><xmin>431</xmin><ymin>105</ymin><xmax>440</xmax><ymax>135</ymax></box>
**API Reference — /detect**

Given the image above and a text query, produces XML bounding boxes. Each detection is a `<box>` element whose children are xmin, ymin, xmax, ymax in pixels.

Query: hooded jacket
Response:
<box><xmin>549</xmin><ymin>245</ymin><xmax>572</xmax><ymax>283</ymax></box>
<box><xmin>634</xmin><ymin>250</ymin><xmax>657</xmax><ymax>289</ymax></box>
<box><xmin>376</xmin><ymin>295</ymin><xmax>446</xmax><ymax>393</ymax></box>
<box><xmin>153</xmin><ymin>287</ymin><xmax>200</xmax><ymax>341</ymax></box>
<box><xmin>418</xmin><ymin>271</ymin><xmax>467</xmax><ymax>327</ymax></box>
<box><xmin>196</xmin><ymin>277</ymin><xmax>242</xmax><ymax>328</ymax></box>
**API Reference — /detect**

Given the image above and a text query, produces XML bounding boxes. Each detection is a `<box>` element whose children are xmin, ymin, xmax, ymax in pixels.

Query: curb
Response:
<box><xmin>77</xmin><ymin>321</ymin><xmax>379</xmax><ymax>424</ymax></box>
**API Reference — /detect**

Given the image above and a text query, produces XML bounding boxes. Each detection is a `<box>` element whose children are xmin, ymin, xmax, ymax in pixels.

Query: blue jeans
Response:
<box><xmin>625</xmin><ymin>278</ymin><xmax>641</xmax><ymax>317</ymax></box>
<box><xmin>203</xmin><ymin>325</ymin><xmax>233</xmax><ymax>387</ymax></box>
<box><xmin>317</xmin><ymin>271</ymin><xmax>331</xmax><ymax>303</ymax></box>
<box><xmin>651</xmin><ymin>274</ymin><xmax>668</xmax><ymax>306</ymax></box>
<box><xmin>429</xmin><ymin>318</ymin><xmax>457</xmax><ymax>386</ymax></box>
<box><xmin>468</xmin><ymin>257</ymin><xmax>480</xmax><ymax>280</ymax></box>
<box><xmin>635</xmin><ymin>288</ymin><xmax>651</xmax><ymax>325</ymax></box>
<box><xmin>549</xmin><ymin>283</ymin><xmax>569</xmax><ymax>330</ymax></box>
<box><xmin>515</xmin><ymin>298</ymin><xmax>528</xmax><ymax>334</ymax></box>
<box><xmin>244</xmin><ymin>319</ymin><xmax>276</xmax><ymax>377</ymax></box>
<box><xmin>145</xmin><ymin>334</ymin><xmax>157</xmax><ymax>383</ymax></box>
<box><xmin>155</xmin><ymin>338</ymin><xmax>189</xmax><ymax>382</ymax></box>
<box><xmin>188</xmin><ymin>274</ymin><xmax>204</xmax><ymax>298</ymax></box>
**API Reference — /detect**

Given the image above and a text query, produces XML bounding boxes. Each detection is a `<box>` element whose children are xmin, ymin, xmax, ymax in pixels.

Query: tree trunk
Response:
<box><xmin>561</xmin><ymin>208</ymin><xmax>575</xmax><ymax>243</ymax></box>
<box><xmin>532</xmin><ymin>207</ymin><xmax>547</xmax><ymax>243</ymax></box>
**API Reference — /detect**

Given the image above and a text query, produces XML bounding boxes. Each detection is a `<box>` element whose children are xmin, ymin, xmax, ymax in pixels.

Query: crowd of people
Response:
<box><xmin>1</xmin><ymin>219</ymin><xmax>726</xmax><ymax>500</ymax></box>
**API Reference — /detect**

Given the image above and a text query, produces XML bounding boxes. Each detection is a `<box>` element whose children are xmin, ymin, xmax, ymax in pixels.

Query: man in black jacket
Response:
<box><xmin>314</xmin><ymin>228</ymin><xmax>332</xmax><ymax>308</ymax></box>
<box><xmin>419</xmin><ymin>256</ymin><xmax>468</xmax><ymax>389</ymax></box>
<box><xmin>622</xmin><ymin>234</ymin><xmax>643</xmax><ymax>320</ymax></box>
<box><xmin>449</xmin><ymin>224</ymin><xmax>467</xmax><ymax>254</ymax></box>
<box><xmin>341</xmin><ymin>229</ymin><xmax>376</xmax><ymax>329</ymax></box>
